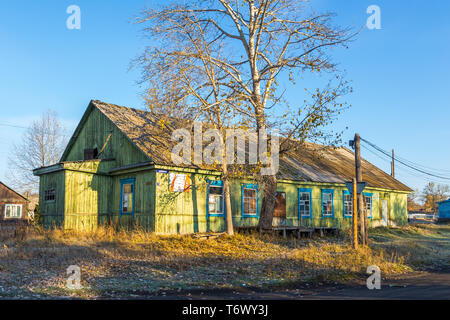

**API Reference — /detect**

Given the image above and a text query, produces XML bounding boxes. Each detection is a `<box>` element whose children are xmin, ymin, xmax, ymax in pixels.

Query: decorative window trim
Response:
<box><xmin>321</xmin><ymin>189</ymin><xmax>335</xmax><ymax>218</ymax></box>
<box><xmin>298</xmin><ymin>188</ymin><xmax>312</xmax><ymax>219</ymax></box>
<box><xmin>363</xmin><ymin>192</ymin><xmax>373</xmax><ymax>219</ymax></box>
<box><xmin>206</xmin><ymin>180</ymin><xmax>225</xmax><ymax>218</ymax></box>
<box><xmin>343</xmin><ymin>190</ymin><xmax>353</xmax><ymax>218</ymax></box>
<box><xmin>241</xmin><ymin>183</ymin><xmax>259</xmax><ymax>219</ymax></box>
<box><xmin>120</xmin><ymin>178</ymin><xmax>135</xmax><ymax>217</ymax></box>
<box><xmin>4</xmin><ymin>204</ymin><xmax>23</xmax><ymax>219</ymax></box>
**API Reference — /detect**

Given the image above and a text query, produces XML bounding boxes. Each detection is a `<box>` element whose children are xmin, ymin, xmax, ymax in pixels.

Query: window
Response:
<box><xmin>343</xmin><ymin>191</ymin><xmax>353</xmax><ymax>218</ymax></box>
<box><xmin>364</xmin><ymin>193</ymin><xmax>373</xmax><ymax>218</ymax></box>
<box><xmin>242</xmin><ymin>184</ymin><xmax>258</xmax><ymax>217</ymax></box>
<box><xmin>207</xmin><ymin>181</ymin><xmax>224</xmax><ymax>217</ymax></box>
<box><xmin>44</xmin><ymin>189</ymin><xmax>56</xmax><ymax>202</ymax></box>
<box><xmin>120</xmin><ymin>179</ymin><xmax>135</xmax><ymax>216</ymax></box>
<box><xmin>298</xmin><ymin>189</ymin><xmax>312</xmax><ymax>218</ymax></box>
<box><xmin>5</xmin><ymin>204</ymin><xmax>22</xmax><ymax>219</ymax></box>
<box><xmin>84</xmin><ymin>148</ymin><xmax>98</xmax><ymax>160</ymax></box>
<box><xmin>321</xmin><ymin>189</ymin><xmax>334</xmax><ymax>217</ymax></box>
<box><xmin>274</xmin><ymin>192</ymin><xmax>286</xmax><ymax>218</ymax></box>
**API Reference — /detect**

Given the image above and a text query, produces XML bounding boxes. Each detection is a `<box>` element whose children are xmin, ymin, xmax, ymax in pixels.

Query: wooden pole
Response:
<box><xmin>354</xmin><ymin>134</ymin><xmax>367</xmax><ymax>245</ymax></box>
<box><xmin>352</xmin><ymin>177</ymin><xmax>358</xmax><ymax>249</ymax></box>
<box><xmin>391</xmin><ymin>149</ymin><xmax>395</xmax><ymax>178</ymax></box>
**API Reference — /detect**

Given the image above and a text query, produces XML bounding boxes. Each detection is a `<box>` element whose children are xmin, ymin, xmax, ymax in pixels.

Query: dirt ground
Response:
<box><xmin>154</xmin><ymin>269</ymin><xmax>450</xmax><ymax>300</ymax></box>
<box><xmin>0</xmin><ymin>223</ymin><xmax>449</xmax><ymax>299</ymax></box>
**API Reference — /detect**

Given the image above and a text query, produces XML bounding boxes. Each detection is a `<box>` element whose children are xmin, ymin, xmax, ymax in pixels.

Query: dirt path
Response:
<box><xmin>144</xmin><ymin>270</ymin><xmax>450</xmax><ymax>300</ymax></box>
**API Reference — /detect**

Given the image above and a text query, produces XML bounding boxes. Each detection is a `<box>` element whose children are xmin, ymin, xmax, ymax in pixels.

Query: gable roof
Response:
<box><xmin>73</xmin><ymin>100</ymin><xmax>412</xmax><ymax>192</ymax></box>
<box><xmin>0</xmin><ymin>181</ymin><xmax>29</xmax><ymax>201</ymax></box>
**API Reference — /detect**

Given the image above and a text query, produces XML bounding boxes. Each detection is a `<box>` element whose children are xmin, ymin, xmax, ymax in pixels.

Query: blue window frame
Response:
<box><xmin>321</xmin><ymin>189</ymin><xmax>334</xmax><ymax>218</ymax></box>
<box><xmin>343</xmin><ymin>190</ymin><xmax>353</xmax><ymax>218</ymax></box>
<box><xmin>206</xmin><ymin>180</ymin><xmax>224</xmax><ymax>218</ymax></box>
<box><xmin>120</xmin><ymin>178</ymin><xmax>135</xmax><ymax>217</ymax></box>
<box><xmin>298</xmin><ymin>188</ymin><xmax>312</xmax><ymax>219</ymax></box>
<box><xmin>363</xmin><ymin>192</ymin><xmax>373</xmax><ymax>219</ymax></box>
<box><xmin>241</xmin><ymin>183</ymin><xmax>259</xmax><ymax>219</ymax></box>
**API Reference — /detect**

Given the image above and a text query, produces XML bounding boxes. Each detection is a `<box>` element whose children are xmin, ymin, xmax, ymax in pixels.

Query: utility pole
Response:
<box><xmin>352</xmin><ymin>177</ymin><xmax>358</xmax><ymax>249</ymax></box>
<box><xmin>391</xmin><ymin>149</ymin><xmax>395</xmax><ymax>178</ymax></box>
<box><xmin>354</xmin><ymin>134</ymin><xmax>368</xmax><ymax>245</ymax></box>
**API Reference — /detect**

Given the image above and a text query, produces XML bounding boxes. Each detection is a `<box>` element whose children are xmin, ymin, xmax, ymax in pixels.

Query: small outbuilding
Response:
<box><xmin>0</xmin><ymin>181</ymin><xmax>29</xmax><ymax>225</ymax></box>
<box><xmin>437</xmin><ymin>199</ymin><xmax>450</xmax><ymax>223</ymax></box>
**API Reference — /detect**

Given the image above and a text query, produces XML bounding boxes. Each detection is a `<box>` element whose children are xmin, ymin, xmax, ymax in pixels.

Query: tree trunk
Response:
<box><xmin>254</xmin><ymin>108</ymin><xmax>277</xmax><ymax>231</ymax></box>
<box><xmin>222</xmin><ymin>163</ymin><xmax>234</xmax><ymax>236</ymax></box>
<box><xmin>355</xmin><ymin>134</ymin><xmax>367</xmax><ymax>245</ymax></box>
<box><xmin>258</xmin><ymin>174</ymin><xmax>277</xmax><ymax>230</ymax></box>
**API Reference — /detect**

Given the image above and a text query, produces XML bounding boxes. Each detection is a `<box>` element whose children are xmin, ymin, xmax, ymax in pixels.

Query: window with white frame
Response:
<box><xmin>4</xmin><ymin>204</ymin><xmax>22</xmax><ymax>219</ymax></box>
<box><xmin>243</xmin><ymin>186</ymin><xmax>257</xmax><ymax>216</ymax></box>
<box><xmin>299</xmin><ymin>191</ymin><xmax>311</xmax><ymax>217</ymax></box>
<box><xmin>322</xmin><ymin>190</ymin><xmax>334</xmax><ymax>217</ymax></box>
<box><xmin>344</xmin><ymin>192</ymin><xmax>353</xmax><ymax>217</ymax></box>
<box><xmin>208</xmin><ymin>184</ymin><xmax>224</xmax><ymax>215</ymax></box>
<box><xmin>364</xmin><ymin>194</ymin><xmax>372</xmax><ymax>218</ymax></box>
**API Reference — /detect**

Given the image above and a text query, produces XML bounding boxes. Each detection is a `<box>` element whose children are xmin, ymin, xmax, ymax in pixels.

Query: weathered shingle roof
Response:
<box><xmin>91</xmin><ymin>100</ymin><xmax>412</xmax><ymax>192</ymax></box>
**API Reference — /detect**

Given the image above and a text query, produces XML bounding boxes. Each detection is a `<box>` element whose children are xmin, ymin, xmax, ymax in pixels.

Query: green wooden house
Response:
<box><xmin>33</xmin><ymin>100</ymin><xmax>412</xmax><ymax>233</ymax></box>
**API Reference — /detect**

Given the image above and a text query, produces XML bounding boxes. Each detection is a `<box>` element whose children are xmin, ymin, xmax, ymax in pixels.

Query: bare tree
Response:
<box><xmin>7</xmin><ymin>110</ymin><xmax>67</xmax><ymax>193</ymax></box>
<box><xmin>136</xmin><ymin>0</ymin><xmax>354</xmax><ymax>230</ymax></box>
<box><xmin>136</xmin><ymin>7</ymin><xmax>249</xmax><ymax>235</ymax></box>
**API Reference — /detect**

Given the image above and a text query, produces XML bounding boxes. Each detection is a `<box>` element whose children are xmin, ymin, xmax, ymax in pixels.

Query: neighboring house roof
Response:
<box><xmin>66</xmin><ymin>100</ymin><xmax>413</xmax><ymax>192</ymax></box>
<box><xmin>0</xmin><ymin>181</ymin><xmax>29</xmax><ymax>202</ymax></box>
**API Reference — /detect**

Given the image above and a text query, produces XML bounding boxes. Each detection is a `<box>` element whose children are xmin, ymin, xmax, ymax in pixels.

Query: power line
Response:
<box><xmin>0</xmin><ymin>123</ymin><xmax>28</xmax><ymax>129</ymax></box>
<box><xmin>362</xmin><ymin>138</ymin><xmax>450</xmax><ymax>181</ymax></box>
<box><xmin>360</xmin><ymin>137</ymin><xmax>450</xmax><ymax>181</ymax></box>
<box><xmin>363</xmin><ymin>138</ymin><xmax>450</xmax><ymax>174</ymax></box>
<box><xmin>361</xmin><ymin>144</ymin><xmax>391</xmax><ymax>164</ymax></box>
<box><xmin>361</xmin><ymin>144</ymin><xmax>445</xmax><ymax>184</ymax></box>
<box><xmin>387</xmin><ymin>149</ymin><xmax>450</xmax><ymax>175</ymax></box>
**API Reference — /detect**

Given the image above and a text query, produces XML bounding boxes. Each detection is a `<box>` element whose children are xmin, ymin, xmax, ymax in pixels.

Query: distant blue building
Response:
<box><xmin>437</xmin><ymin>199</ymin><xmax>450</xmax><ymax>222</ymax></box>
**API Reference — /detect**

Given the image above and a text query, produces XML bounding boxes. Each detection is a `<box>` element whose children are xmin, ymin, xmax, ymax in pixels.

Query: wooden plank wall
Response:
<box><xmin>38</xmin><ymin>171</ymin><xmax>65</xmax><ymax>228</ymax></box>
<box><xmin>153</xmin><ymin>169</ymin><xmax>409</xmax><ymax>234</ymax></box>
<box><xmin>111</xmin><ymin>170</ymin><xmax>156</xmax><ymax>231</ymax></box>
<box><xmin>62</xmin><ymin>108</ymin><xmax>149</xmax><ymax>167</ymax></box>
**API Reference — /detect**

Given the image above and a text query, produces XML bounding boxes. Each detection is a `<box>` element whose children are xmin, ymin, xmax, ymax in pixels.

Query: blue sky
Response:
<box><xmin>0</xmin><ymin>0</ymin><xmax>449</xmax><ymax>192</ymax></box>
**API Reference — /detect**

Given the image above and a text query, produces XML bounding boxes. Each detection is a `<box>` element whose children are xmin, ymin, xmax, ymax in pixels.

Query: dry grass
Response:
<box><xmin>369</xmin><ymin>223</ymin><xmax>450</xmax><ymax>270</ymax></box>
<box><xmin>0</xmin><ymin>223</ymin><xmax>448</xmax><ymax>299</ymax></box>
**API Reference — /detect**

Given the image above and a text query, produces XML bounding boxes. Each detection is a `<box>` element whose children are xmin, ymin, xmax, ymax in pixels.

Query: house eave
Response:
<box><xmin>33</xmin><ymin>163</ymin><xmax>64</xmax><ymax>176</ymax></box>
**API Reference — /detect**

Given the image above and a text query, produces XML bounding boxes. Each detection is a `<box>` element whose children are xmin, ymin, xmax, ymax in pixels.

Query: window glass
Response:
<box><xmin>322</xmin><ymin>191</ymin><xmax>333</xmax><ymax>216</ymax></box>
<box><xmin>344</xmin><ymin>193</ymin><xmax>353</xmax><ymax>216</ymax></box>
<box><xmin>122</xmin><ymin>183</ymin><xmax>134</xmax><ymax>213</ymax></box>
<box><xmin>5</xmin><ymin>204</ymin><xmax>22</xmax><ymax>218</ymax></box>
<box><xmin>44</xmin><ymin>189</ymin><xmax>56</xmax><ymax>202</ymax></box>
<box><xmin>364</xmin><ymin>195</ymin><xmax>372</xmax><ymax>218</ymax></box>
<box><xmin>274</xmin><ymin>192</ymin><xmax>286</xmax><ymax>218</ymax></box>
<box><xmin>243</xmin><ymin>187</ymin><xmax>257</xmax><ymax>215</ymax></box>
<box><xmin>299</xmin><ymin>192</ymin><xmax>311</xmax><ymax>217</ymax></box>
<box><xmin>208</xmin><ymin>185</ymin><xmax>223</xmax><ymax>214</ymax></box>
